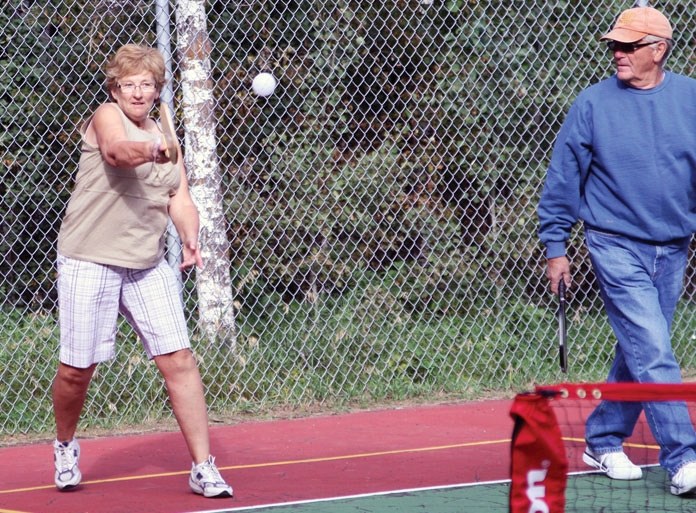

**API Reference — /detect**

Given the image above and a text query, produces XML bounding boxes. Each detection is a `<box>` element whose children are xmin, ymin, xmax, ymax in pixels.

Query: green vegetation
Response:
<box><xmin>2</xmin><ymin>0</ymin><xmax>696</xmax><ymax>437</ymax></box>
<box><xmin>8</xmin><ymin>269</ymin><xmax>696</xmax><ymax>435</ymax></box>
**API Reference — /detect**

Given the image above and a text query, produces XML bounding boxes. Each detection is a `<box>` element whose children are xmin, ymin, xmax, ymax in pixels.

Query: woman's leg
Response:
<box><xmin>53</xmin><ymin>363</ymin><xmax>96</xmax><ymax>442</ymax></box>
<box><xmin>154</xmin><ymin>349</ymin><xmax>210</xmax><ymax>464</ymax></box>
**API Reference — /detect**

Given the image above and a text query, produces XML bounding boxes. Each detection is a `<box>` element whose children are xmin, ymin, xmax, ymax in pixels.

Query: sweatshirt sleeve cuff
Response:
<box><xmin>545</xmin><ymin>241</ymin><xmax>566</xmax><ymax>259</ymax></box>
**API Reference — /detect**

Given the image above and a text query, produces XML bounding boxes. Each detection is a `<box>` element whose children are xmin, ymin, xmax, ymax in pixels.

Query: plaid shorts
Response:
<box><xmin>56</xmin><ymin>253</ymin><xmax>190</xmax><ymax>368</ymax></box>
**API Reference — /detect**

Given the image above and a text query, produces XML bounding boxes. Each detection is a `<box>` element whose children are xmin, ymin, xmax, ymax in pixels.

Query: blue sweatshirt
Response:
<box><xmin>538</xmin><ymin>71</ymin><xmax>696</xmax><ymax>259</ymax></box>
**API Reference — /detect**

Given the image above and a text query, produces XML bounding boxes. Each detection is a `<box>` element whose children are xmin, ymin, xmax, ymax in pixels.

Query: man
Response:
<box><xmin>537</xmin><ymin>5</ymin><xmax>696</xmax><ymax>496</ymax></box>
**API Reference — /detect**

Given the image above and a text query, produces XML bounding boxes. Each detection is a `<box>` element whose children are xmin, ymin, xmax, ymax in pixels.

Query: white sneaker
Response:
<box><xmin>189</xmin><ymin>456</ymin><xmax>233</xmax><ymax>498</ymax></box>
<box><xmin>53</xmin><ymin>439</ymin><xmax>81</xmax><ymax>490</ymax></box>
<box><xmin>671</xmin><ymin>461</ymin><xmax>696</xmax><ymax>496</ymax></box>
<box><xmin>582</xmin><ymin>447</ymin><xmax>642</xmax><ymax>480</ymax></box>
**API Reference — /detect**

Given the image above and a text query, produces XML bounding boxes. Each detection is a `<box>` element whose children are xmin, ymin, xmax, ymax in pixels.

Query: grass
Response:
<box><xmin>3</xmin><ymin>271</ymin><xmax>696</xmax><ymax>439</ymax></box>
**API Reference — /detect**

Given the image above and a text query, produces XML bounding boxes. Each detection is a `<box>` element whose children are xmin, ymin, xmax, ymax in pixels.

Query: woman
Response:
<box><xmin>51</xmin><ymin>44</ymin><xmax>232</xmax><ymax>499</ymax></box>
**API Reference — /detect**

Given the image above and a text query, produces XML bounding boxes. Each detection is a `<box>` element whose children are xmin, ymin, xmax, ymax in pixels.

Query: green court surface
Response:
<box><xmin>567</xmin><ymin>466</ymin><xmax>696</xmax><ymax>513</ymax></box>
<box><xmin>222</xmin><ymin>482</ymin><xmax>510</xmax><ymax>513</ymax></box>
<box><xmin>216</xmin><ymin>468</ymin><xmax>696</xmax><ymax>513</ymax></box>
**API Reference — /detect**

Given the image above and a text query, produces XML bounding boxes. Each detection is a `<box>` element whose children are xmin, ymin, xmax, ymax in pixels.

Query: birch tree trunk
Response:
<box><xmin>174</xmin><ymin>0</ymin><xmax>236</xmax><ymax>347</ymax></box>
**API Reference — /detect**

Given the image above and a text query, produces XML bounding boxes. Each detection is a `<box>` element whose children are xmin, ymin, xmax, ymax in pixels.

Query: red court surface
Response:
<box><xmin>0</xmin><ymin>399</ymin><xmax>514</xmax><ymax>513</ymax></box>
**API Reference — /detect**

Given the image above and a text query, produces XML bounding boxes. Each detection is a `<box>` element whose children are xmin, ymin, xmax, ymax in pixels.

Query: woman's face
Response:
<box><xmin>111</xmin><ymin>72</ymin><xmax>159</xmax><ymax>127</ymax></box>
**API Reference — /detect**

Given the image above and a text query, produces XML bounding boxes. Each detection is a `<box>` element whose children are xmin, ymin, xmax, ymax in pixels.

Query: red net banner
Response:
<box><xmin>509</xmin><ymin>392</ymin><xmax>568</xmax><ymax>513</ymax></box>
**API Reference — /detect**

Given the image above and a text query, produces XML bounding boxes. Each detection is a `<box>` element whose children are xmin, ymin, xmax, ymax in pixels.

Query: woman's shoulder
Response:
<box><xmin>92</xmin><ymin>102</ymin><xmax>158</xmax><ymax>133</ymax></box>
<box><xmin>92</xmin><ymin>101</ymin><xmax>124</xmax><ymax>120</ymax></box>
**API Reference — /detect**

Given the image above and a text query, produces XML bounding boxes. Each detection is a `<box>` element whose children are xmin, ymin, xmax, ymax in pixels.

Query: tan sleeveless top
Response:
<box><xmin>58</xmin><ymin>103</ymin><xmax>181</xmax><ymax>269</ymax></box>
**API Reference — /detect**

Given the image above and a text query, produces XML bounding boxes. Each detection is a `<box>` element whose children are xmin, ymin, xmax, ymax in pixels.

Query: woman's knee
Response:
<box><xmin>55</xmin><ymin>362</ymin><xmax>96</xmax><ymax>388</ymax></box>
<box><xmin>155</xmin><ymin>349</ymin><xmax>198</xmax><ymax>376</ymax></box>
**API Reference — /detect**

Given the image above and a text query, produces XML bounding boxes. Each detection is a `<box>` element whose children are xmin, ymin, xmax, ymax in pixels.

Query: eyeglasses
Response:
<box><xmin>117</xmin><ymin>81</ymin><xmax>157</xmax><ymax>93</ymax></box>
<box><xmin>606</xmin><ymin>41</ymin><xmax>656</xmax><ymax>53</ymax></box>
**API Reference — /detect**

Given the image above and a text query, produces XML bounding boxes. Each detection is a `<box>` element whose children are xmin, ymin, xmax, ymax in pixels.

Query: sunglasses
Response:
<box><xmin>606</xmin><ymin>41</ymin><xmax>656</xmax><ymax>53</ymax></box>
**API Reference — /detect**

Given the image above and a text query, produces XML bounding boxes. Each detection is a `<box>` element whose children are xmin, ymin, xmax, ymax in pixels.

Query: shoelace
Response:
<box><xmin>196</xmin><ymin>457</ymin><xmax>224</xmax><ymax>484</ymax></box>
<box><xmin>55</xmin><ymin>443</ymin><xmax>77</xmax><ymax>472</ymax></box>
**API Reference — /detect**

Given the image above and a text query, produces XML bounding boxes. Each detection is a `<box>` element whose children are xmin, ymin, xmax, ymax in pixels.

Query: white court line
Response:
<box><xmin>184</xmin><ymin>464</ymin><xmax>666</xmax><ymax>513</ymax></box>
<box><xmin>182</xmin><ymin>479</ymin><xmax>513</xmax><ymax>513</ymax></box>
<box><xmin>567</xmin><ymin>462</ymin><xmax>660</xmax><ymax>477</ymax></box>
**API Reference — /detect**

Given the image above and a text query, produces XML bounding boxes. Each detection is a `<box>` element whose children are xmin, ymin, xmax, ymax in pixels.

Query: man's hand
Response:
<box><xmin>547</xmin><ymin>256</ymin><xmax>571</xmax><ymax>295</ymax></box>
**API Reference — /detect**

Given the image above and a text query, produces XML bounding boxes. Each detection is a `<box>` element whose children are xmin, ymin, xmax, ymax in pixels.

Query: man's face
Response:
<box><xmin>607</xmin><ymin>39</ymin><xmax>666</xmax><ymax>88</ymax></box>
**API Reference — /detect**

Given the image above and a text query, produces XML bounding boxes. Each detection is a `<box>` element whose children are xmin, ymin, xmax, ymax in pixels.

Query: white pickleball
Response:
<box><xmin>252</xmin><ymin>73</ymin><xmax>277</xmax><ymax>97</ymax></box>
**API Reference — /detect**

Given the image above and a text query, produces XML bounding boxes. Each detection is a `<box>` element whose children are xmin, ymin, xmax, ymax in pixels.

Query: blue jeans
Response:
<box><xmin>583</xmin><ymin>227</ymin><xmax>696</xmax><ymax>476</ymax></box>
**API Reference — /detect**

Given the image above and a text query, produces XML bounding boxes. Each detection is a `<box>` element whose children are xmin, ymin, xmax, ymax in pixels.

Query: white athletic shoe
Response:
<box><xmin>671</xmin><ymin>461</ymin><xmax>696</xmax><ymax>496</ymax></box>
<box><xmin>54</xmin><ymin>439</ymin><xmax>82</xmax><ymax>490</ymax></box>
<box><xmin>189</xmin><ymin>456</ymin><xmax>233</xmax><ymax>498</ymax></box>
<box><xmin>583</xmin><ymin>447</ymin><xmax>642</xmax><ymax>480</ymax></box>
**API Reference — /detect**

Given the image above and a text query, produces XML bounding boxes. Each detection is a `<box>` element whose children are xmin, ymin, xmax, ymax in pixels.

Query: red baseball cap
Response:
<box><xmin>600</xmin><ymin>6</ymin><xmax>673</xmax><ymax>42</ymax></box>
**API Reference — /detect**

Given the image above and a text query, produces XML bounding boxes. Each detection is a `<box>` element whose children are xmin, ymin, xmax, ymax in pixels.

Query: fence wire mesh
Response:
<box><xmin>1</xmin><ymin>0</ymin><xmax>696</xmax><ymax>436</ymax></box>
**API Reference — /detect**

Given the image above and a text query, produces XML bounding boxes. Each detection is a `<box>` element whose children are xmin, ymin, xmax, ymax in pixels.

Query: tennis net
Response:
<box><xmin>509</xmin><ymin>382</ymin><xmax>696</xmax><ymax>513</ymax></box>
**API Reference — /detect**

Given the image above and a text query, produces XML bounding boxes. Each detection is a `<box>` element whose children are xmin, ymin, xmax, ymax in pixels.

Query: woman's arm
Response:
<box><xmin>168</xmin><ymin>165</ymin><xmax>203</xmax><ymax>271</ymax></box>
<box><xmin>88</xmin><ymin>103</ymin><xmax>166</xmax><ymax>167</ymax></box>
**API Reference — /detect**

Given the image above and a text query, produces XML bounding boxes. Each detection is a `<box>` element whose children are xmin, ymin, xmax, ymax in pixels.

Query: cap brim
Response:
<box><xmin>600</xmin><ymin>27</ymin><xmax>647</xmax><ymax>42</ymax></box>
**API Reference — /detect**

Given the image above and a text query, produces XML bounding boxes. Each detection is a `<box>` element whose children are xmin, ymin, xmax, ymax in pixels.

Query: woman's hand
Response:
<box><xmin>180</xmin><ymin>240</ymin><xmax>203</xmax><ymax>271</ymax></box>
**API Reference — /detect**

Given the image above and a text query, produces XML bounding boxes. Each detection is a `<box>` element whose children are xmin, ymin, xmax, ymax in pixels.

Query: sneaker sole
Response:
<box><xmin>206</xmin><ymin>489</ymin><xmax>233</xmax><ymax>498</ymax></box>
<box><xmin>670</xmin><ymin>483</ymin><xmax>696</xmax><ymax>496</ymax></box>
<box><xmin>55</xmin><ymin>469</ymin><xmax>82</xmax><ymax>491</ymax></box>
<box><xmin>56</xmin><ymin>483</ymin><xmax>80</xmax><ymax>492</ymax></box>
<box><xmin>189</xmin><ymin>479</ymin><xmax>233</xmax><ymax>498</ymax></box>
<box><xmin>582</xmin><ymin>451</ymin><xmax>642</xmax><ymax>480</ymax></box>
<box><xmin>191</xmin><ymin>488</ymin><xmax>233</xmax><ymax>498</ymax></box>
<box><xmin>55</xmin><ymin>476</ymin><xmax>81</xmax><ymax>491</ymax></box>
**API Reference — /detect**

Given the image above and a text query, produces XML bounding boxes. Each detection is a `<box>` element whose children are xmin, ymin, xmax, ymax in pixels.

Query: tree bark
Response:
<box><xmin>174</xmin><ymin>0</ymin><xmax>236</xmax><ymax>347</ymax></box>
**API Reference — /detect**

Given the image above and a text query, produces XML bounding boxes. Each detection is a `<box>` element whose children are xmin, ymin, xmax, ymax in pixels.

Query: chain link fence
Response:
<box><xmin>2</xmin><ymin>0</ymin><xmax>695</xmax><ymax>437</ymax></box>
